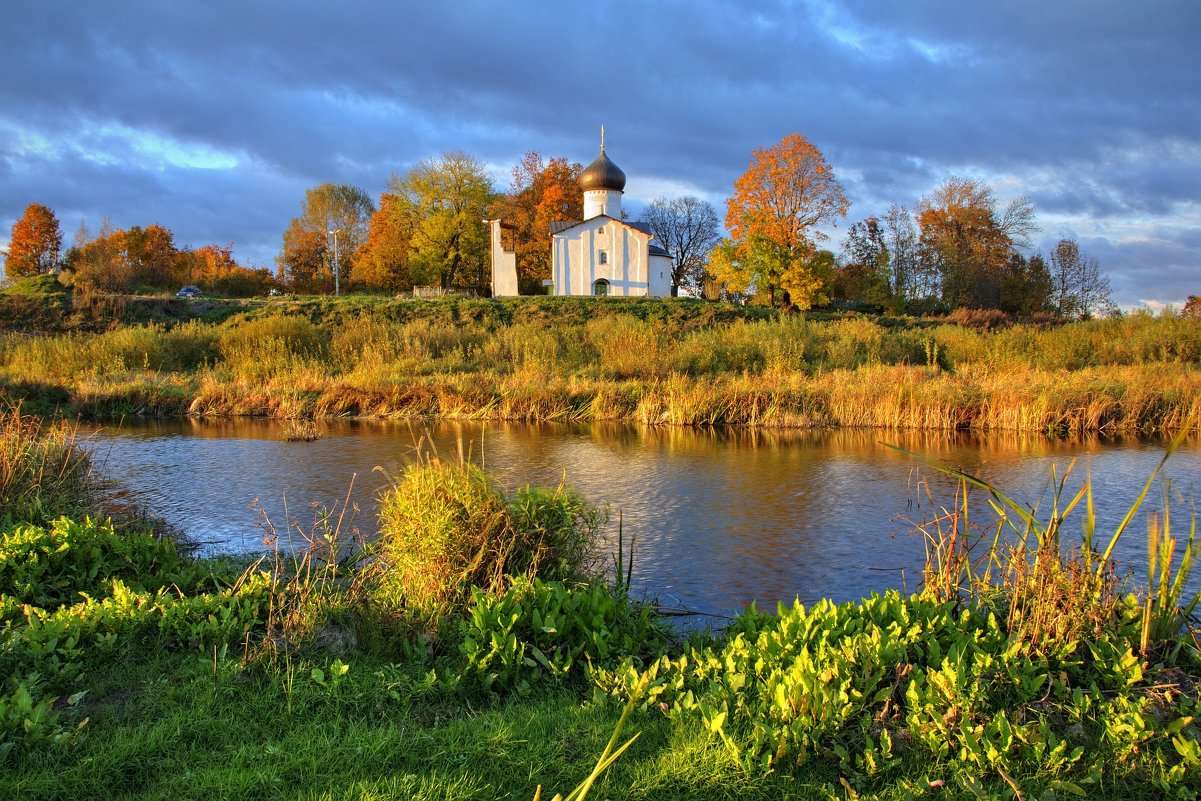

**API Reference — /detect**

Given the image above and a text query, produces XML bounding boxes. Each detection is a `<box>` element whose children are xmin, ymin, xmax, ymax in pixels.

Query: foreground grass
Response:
<box><xmin>5</xmin><ymin>651</ymin><xmax>805</xmax><ymax>801</ymax></box>
<box><xmin>2</xmin><ymin>413</ymin><xmax>1199</xmax><ymax>800</ymax></box>
<box><xmin>2</xmin><ymin>295</ymin><xmax>1200</xmax><ymax>432</ymax></box>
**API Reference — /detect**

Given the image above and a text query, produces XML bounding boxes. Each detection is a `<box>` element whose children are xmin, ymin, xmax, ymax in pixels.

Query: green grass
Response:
<box><xmin>3</xmin><ymin>650</ymin><xmax>802</xmax><ymax>801</ymax></box>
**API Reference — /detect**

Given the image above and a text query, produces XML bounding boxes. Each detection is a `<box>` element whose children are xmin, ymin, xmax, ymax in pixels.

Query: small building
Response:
<box><xmin>488</xmin><ymin>134</ymin><xmax>673</xmax><ymax>297</ymax></box>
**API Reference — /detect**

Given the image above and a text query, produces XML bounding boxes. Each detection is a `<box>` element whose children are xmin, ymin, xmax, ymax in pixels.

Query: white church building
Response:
<box><xmin>489</xmin><ymin>136</ymin><xmax>673</xmax><ymax>298</ymax></box>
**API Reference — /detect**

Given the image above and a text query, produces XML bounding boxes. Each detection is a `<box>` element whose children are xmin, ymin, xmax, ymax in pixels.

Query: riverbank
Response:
<box><xmin>2</xmin><ymin>293</ymin><xmax>1200</xmax><ymax>433</ymax></box>
<box><xmin>2</xmin><ymin>411</ymin><xmax>1199</xmax><ymax>799</ymax></box>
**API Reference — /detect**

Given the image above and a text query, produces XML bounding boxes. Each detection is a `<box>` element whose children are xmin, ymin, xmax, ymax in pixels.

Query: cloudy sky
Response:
<box><xmin>2</xmin><ymin>1</ymin><xmax>1197</xmax><ymax>308</ymax></box>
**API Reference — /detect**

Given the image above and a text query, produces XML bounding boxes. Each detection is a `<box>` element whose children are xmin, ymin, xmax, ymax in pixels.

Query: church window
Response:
<box><xmin>593</xmin><ymin>279</ymin><xmax>610</xmax><ymax>296</ymax></box>
<box><xmin>598</xmin><ymin>251</ymin><xmax>608</xmax><ymax>265</ymax></box>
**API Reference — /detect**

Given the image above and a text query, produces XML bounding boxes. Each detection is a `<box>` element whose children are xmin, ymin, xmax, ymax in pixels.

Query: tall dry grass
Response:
<box><xmin>2</xmin><ymin>308</ymin><xmax>1199</xmax><ymax>430</ymax></box>
<box><xmin>0</xmin><ymin>408</ymin><xmax>93</xmax><ymax>525</ymax></box>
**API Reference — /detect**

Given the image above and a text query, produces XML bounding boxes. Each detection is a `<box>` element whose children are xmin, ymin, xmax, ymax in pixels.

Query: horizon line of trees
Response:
<box><xmin>277</xmin><ymin>152</ymin><xmax>724</xmax><ymax>298</ymax></box>
<box><xmin>5</xmin><ymin>135</ymin><xmax>1160</xmax><ymax>319</ymax></box>
<box><xmin>3</xmin><ymin>203</ymin><xmax>275</xmax><ymax>296</ymax></box>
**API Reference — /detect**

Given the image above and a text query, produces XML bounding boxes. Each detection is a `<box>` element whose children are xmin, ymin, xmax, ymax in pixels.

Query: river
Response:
<box><xmin>78</xmin><ymin>419</ymin><xmax>1201</xmax><ymax>623</ymax></box>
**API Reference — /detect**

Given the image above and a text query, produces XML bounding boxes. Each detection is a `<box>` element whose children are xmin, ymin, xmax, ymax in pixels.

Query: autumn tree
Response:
<box><xmin>285</xmin><ymin>183</ymin><xmax>375</xmax><ymax>292</ymax></box>
<box><xmin>63</xmin><ymin>221</ymin><xmax>181</xmax><ymax>291</ymax></box>
<box><xmin>636</xmin><ymin>196</ymin><xmax>720</xmax><ymax>296</ymax></box>
<box><xmin>5</xmin><ymin>203</ymin><xmax>63</xmax><ymax>279</ymax></box>
<box><xmin>1049</xmin><ymin>237</ymin><xmax>1115</xmax><ymax>319</ymax></box>
<box><xmin>277</xmin><ymin>219</ymin><xmax>329</xmax><ymax>292</ymax></box>
<box><xmin>712</xmin><ymin>134</ymin><xmax>849</xmax><ymax>308</ymax></box>
<box><xmin>488</xmin><ymin>151</ymin><xmax>582</xmax><ymax>293</ymax></box>
<box><xmin>834</xmin><ymin>217</ymin><xmax>891</xmax><ymax>305</ymax></box>
<box><xmin>1183</xmin><ymin>296</ymin><xmax>1201</xmax><ymax>318</ymax></box>
<box><xmin>916</xmin><ymin>177</ymin><xmax>1038</xmax><ymax>308</ymax></box>
<box><xmin>354</xmin><ymin>192</ymin><xmax>418</xmax><ymax>291</ymax></box>
<box><xmin>389</xmin><ymin>152</ymin><xmax>495</xmax><ymax>291</ymax></box>
<box><xmin>173</xmin><ymin>243</ymin><xmax>273</xmax><ymax>297</ymax></box>
<box><xmin>118</xmin><ymin>224</ymin><xmax>179</xmax><ymax>288</ymax></box>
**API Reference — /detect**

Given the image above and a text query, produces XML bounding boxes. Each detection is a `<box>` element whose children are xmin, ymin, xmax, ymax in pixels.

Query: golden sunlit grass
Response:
<box><xmin>2</xmin><ymin>306</ymin><xmax>1199</xmax><ymax>432</ymax></box>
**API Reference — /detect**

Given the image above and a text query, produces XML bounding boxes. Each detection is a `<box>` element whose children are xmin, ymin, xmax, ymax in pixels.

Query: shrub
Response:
<box><xmin>373</xmin><ymin>462</ymin><xmax>603</xmax><ymax>624</ymax></box>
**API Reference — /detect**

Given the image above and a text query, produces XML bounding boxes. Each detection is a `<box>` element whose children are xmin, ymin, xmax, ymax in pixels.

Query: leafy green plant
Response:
<box><xmin>0</xmin><ymin>516</ymin><xmax>182</xmax><ymax>609</ymax></box>
<box><xmin>0</xmin><ymin>677</ymin><xmax>87</xmax><ymax>762</ymax></box>
<box><xmin>459</xmin><ymin>577</ymin><xmax>666</xmax><ymax>693</ymax></box>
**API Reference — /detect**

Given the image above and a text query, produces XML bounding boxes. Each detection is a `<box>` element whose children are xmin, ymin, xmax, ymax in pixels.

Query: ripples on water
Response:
<box><xmin>79</xmin><ymin>419</ymin><xmax>1201</xmax><ymax>622</ymax></box>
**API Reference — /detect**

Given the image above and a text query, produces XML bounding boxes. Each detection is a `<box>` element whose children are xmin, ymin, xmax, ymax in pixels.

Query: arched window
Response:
<box><xmin>598</xmin><ymin>250</ymin><xmax>608</xmax><ymax>265</ymax></box>
<box><xmin>593</xmin><ymin>279</ymin><xmax>610</xmax><ymax>297</ymax></box>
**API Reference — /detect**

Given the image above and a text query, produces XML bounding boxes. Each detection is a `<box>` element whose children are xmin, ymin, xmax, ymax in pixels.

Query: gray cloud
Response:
<box><xmin>2</xmin><ymin>0</ymin><xmax>1198</xmax><ymax>304</ymax></box>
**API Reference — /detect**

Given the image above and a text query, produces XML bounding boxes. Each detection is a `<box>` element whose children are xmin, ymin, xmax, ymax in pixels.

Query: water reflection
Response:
<box><xmin>79</xmin><ymin>419</ymin><xmax>1201</xmax><ymax>622</ymax></box>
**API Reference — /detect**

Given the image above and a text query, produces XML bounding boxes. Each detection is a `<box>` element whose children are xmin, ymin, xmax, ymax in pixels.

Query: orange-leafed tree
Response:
<box><xmin>489</xmin><ymin>151</ymin><xmax>582</xmax><ymax>293</ymax></box>
<box><xmin>915</xmin><ymin>176</ymin><xmax>1038</xmax><ymax>309</ymax></box>
<box><xmin>174</xmin><ymin>243</ymin><xmax>271</xmax><ymax>296</ymax></box>
<box><xmin>5</xmin><ymin>203</ymin><xmax>63</xmax><ymax>278</ymax></box>
<box><xmin>355</xmin><ymin>192</ymin><xmax>418</xmax><ymax>291</ymax></box>
<box><xmin>117</xmin><ymin>224</ymin><xmax>180</xmax><ymax>288</ymax></box>
<box><xmin>277</xmin><ymin>218</ymin><xmax>328</xmax><ymax>293</ymax></box>
<box><xmin>713</xmin><ymin>134</ymin><xmax>849</xmax><ymax>308</ymax></box>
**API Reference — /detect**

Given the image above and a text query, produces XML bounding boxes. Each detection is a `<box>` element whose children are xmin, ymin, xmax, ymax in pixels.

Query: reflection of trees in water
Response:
<box><xmin>77</xmin><ymin>418</ymin><xmax>1199</xmax><ymax>613</ymax></box>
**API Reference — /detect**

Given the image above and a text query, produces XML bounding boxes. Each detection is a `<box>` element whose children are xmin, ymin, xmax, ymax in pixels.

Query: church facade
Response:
<box><xmin>489</xmin><ymin>137</ymin><xmax>673</xmax><ymax>298</ymax></box>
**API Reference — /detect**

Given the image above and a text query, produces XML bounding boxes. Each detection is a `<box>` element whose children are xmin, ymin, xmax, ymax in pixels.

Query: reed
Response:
<box><xmin>898</xmin><ymin>429</ymin><xmax>1200</xmax><ymax>657</ymax></box>
<box><xmin>0</xmin><ymin>407</ymin><xmax>92</xmax><ymax>525</ymax></box>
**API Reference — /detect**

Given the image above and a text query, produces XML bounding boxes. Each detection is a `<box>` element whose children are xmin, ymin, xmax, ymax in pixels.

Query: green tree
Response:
<box><xmin>5</xmin><ymin>203</ymin><xmax>63</xmax><ymax>279</ymax></box>
<box><xmin>835</xmin><ymin>217</ymin><xmax>891</xmax><ymax>306</ymax></box>
<box><xmin>999</xmin><ymin>252</ymin><xmax>1053</xmax><ymax>317</ymax></box>
<box><xmin>389</xmin><ymin>152</ymin><xmax>496</xmax><ymax>292</ymax></box>
<box><xmin>288</xmin><ymin>183</ymin><xmax>375</xmax><ymax>292</ymax></box>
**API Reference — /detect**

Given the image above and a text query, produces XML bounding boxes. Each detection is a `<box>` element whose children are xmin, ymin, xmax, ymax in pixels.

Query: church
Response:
<box><xmin>488</xmin><ymin>134</ymin><xmax>673</xmax><ymax>297</ymax></box>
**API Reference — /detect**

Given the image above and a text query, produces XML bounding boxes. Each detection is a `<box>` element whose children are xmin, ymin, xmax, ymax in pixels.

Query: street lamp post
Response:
<box><xmin>328</xmin><ymin>228</ymin><xmax>341</xmax><ymax>296</ymax></box>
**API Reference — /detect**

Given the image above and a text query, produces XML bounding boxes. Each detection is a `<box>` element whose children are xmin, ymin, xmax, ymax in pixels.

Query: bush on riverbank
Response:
<box><xmin>373</xmin><ymin>461</ymin><xmax>604</xmax><ymax>627</ymax></box>
<box><xmin>1</xmin><ymin>410</ymin><xmax>1200</xmax><ymax>799</ymax></box>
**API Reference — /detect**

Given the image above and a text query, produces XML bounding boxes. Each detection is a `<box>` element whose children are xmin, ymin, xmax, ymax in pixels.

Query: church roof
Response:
<box><xmin>548</xmin><ymin>217</ymin><xmax>671</xmax><ymax>257</ymax></box>
<box><xmin>579</xmin><ymin>147</ymin><xmax>626</xmax><ymax>192</ymax></box>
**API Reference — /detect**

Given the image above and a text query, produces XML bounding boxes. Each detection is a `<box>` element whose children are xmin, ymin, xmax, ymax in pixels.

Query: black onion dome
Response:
<box><xmin>579</xmin><ymin>148</ymin><xmax>626</xmax><ymax>192</ymax></box>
